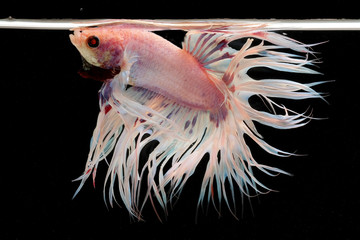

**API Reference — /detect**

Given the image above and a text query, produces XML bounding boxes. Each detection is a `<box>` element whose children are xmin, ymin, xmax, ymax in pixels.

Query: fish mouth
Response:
<box><xmin>69</xmin><ymin>29</ymin><xmax>82</xmax><ymax>46</ymax></box>
<box><xmin>69</xmin><ymin>33</ymin><xmax>76</xmax><ymax>45</ymax></box>
<box><xmin>69</xmin><ymin>33</ymin><xmax>81</xmax><ymax>48</ymax></box>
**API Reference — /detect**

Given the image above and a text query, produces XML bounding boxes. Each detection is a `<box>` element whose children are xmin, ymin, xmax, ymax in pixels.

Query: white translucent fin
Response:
<box><xmin>74</xmin><ymin>27</ymin><xmax>325</xmax><ymax>220</ymax></box>
<box><xmin>183</xmin><ymin>32</ymin><xmax>236</xmax><ymax>77</ymax></box>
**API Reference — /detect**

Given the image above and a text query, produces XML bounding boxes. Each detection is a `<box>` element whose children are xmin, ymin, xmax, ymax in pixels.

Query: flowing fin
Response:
<box><xmin>183</xmin><ymin>32</ymin><xmax>235</xmax><ymax>77</ymax></box>
<box><xmin>177</xmin><ymin>28</ymin><xmax>325</xmax><ymax>213</ymax></box>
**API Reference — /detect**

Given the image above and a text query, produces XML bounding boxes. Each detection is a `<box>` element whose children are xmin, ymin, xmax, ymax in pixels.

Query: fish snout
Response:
<box><xmin>69</xmin><ymin>29</ymin><xmax>83</xmax><ymax>47</ymax></box>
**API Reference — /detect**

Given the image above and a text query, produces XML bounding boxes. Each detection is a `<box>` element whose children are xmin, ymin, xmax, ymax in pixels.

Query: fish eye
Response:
<box><xmin>87</xmin><ymin>36</ymin><xmax>100</xmax><ymax>48</ymax></box>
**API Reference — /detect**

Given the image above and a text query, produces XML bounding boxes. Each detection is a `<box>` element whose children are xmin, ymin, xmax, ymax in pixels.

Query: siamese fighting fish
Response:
<box><xmin>70</xmin><ymin>20</ymin><xmax>324</xmax><ymax>220</ymax></box>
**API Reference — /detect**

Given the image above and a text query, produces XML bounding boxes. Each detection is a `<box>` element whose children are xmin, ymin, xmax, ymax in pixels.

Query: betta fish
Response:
<box><xmin>69</xmin><ymin>20</ymin><xmax>324</xmax><ymax>220</ymax></box>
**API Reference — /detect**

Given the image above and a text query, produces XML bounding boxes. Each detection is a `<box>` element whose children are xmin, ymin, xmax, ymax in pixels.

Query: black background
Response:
<box><xmin>2</xmin><ymin>4</ymin><xmax>359</xmax><ymax>240</ymax></box>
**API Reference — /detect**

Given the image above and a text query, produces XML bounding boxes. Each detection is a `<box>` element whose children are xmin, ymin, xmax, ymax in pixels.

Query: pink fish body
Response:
<box><xmin>70</xmin><ymin>21</ymin><xmax>323</xmax><ymax>220</ymax></box>
<box><xmin>131</xmin><ymin>35</ymin><xmax>225</xmax><ymax>110</ymax></box>
<box><xmin>71</xmin><ymin>28</ymin><xmax>225</xmax><ymax>110</ymax></box>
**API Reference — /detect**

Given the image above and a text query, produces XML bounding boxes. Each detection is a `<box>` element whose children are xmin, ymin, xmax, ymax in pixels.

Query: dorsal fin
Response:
<box><xmin>182</xmin><ymin>31</ymin><xmax>236</xmax><ymax>77</ymax></box>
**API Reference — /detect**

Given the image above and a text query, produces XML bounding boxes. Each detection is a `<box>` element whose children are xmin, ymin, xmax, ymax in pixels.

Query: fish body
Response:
<box><xmin>128</xmin><ymin>33</ymin><xmax>225</xmax><ymax>111</ymax></box>
<box><xmin>71</xmin><ymin>28</ymin><xmax>224</xmax><ymax>110</ymax></box>
<box><xmin>70</xmin><ymin>21</ymin><xmax>324</xmax><ymax>220</ymax></box>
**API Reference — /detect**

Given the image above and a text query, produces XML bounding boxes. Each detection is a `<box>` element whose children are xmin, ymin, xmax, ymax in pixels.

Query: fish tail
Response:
<box><xmin>178</xmin><ymin>28</ymin><xmax>325</xmax><ymax>212</ymax></box>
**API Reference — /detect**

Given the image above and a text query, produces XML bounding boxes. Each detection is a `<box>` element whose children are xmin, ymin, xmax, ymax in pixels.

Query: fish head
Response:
<box><xmin>70</xmin><ymin>27</ymin><xmax>124</xmax><ymax>69</ymax></box>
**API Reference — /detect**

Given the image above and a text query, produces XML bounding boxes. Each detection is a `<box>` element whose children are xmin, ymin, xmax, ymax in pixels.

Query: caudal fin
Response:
<box><xmin>179</xmin><ymin>28</ymin><xmax>325</xmax><ymax>214</ymax></box>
